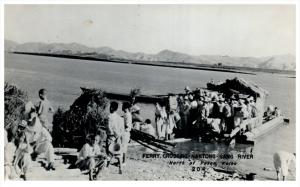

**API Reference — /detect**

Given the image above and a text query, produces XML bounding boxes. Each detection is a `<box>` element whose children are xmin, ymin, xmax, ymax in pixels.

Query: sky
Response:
<box><xmin>4</xmin><ymin>4</ymin><xmax>296</xmax><ymax>57</ymax></box>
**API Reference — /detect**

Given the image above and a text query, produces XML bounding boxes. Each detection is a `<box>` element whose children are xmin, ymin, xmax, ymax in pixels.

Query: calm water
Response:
<box><xmin>5</xmin><ymin>53</ymin><xmax>296</xmax><ymax>180</ymax></box>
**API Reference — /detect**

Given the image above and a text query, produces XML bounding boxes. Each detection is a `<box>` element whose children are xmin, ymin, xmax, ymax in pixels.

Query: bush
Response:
<box><xmin>4</xmin><ymin>82</ymin><xmax>28</xmax><ymax>141</ymax></box>
<box><xmin>52</xmin><ymin>88</ymin><xmax>109</xmax><ymax>149</ymax></box>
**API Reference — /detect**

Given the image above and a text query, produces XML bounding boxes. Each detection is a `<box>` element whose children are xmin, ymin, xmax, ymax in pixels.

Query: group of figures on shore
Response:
<box><xmin>3</xmin><ymin>88</ymin><xmax>157</xmax><ymax>181</ymax></box>
<box><xmin>4</xmin><ymin>85</ymin><xmax>291</xmax><ymax>181</ymax></box>
<box><xmin>4</xmin><ymin>89</ymin><xmax>56</xmax><ymax>180</ymax></box>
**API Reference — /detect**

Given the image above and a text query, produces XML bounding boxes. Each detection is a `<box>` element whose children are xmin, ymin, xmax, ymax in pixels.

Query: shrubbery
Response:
<box><xmin>4</xmin><ymin>82</ymin><xmax>28</xmax><ymax>141</ymax></box>
<box><xmin>52</xmin><ymin>88</ymin><xmax>109</xmax><ymax>149</ymax></box>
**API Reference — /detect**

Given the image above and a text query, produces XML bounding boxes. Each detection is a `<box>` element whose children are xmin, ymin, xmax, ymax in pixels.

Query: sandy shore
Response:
<box><xmin>8</xmin><ymin>146</ymin><xmax>246</xmax><ymax>181</ymax></box>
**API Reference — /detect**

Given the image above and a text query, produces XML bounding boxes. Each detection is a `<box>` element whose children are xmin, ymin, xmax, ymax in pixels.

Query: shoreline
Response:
<box><xmin>9</xmin><ymin>51</ymin><xmax>296</xmax><ymax>75</ymax></box>
<box><xmin>10</xmin><ymin>52</ymin><xmax>256</xmax><ymax>75</ymax></box>
<box><xmin>8</xmin><ymin>52</ymin><xmax>296</xmax><ymax>75</ymax></box>
<box><xmin>10</xmin><ymin>148</ymin><xmax>247</xmax><ymax>181</ymax></box>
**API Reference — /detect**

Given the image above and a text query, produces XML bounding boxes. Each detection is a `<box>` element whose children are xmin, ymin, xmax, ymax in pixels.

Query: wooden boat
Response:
<box><xmin>88</xmin><ymin>77</ymin><xmax>283</xmax><ymax>146</ymax></box>
<box><xmin>238</xmin><ymin>115</ymin><xmax>285</xmax><ymax>143</ymax></box>
<box><xmin>104</xmin><ymin>91</ymin><xmax>168</xmax><ymax>103</ymax></box>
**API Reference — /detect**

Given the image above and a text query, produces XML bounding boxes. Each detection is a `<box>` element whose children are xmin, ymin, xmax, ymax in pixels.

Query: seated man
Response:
<box><xmin>264</xmin><ymin>105</ymin><xmax>275</xmax><ymax>121</ymax></box>
<box><xmin>274</xmin><ymin>107</ymin><xmax>282</xmax><ymax>117</ymax></box>
<box><xmin>24</xmin><ymin>101</ymin><xmax>55</xmax><ymax>171</ymax></box>
<box><xmin>14</xmin><ymin>129</ymin><xmax>33</xmax><ymax>180</ymax></box>
<box><xmin>140</xmin><ymin>119</ymin><xmax>156</xmax><ymax>137</ymax></box>
<box><xmin>76</xmin><ymin>135</ymin><xmax>107</xmax><ymax>181</ymax></box>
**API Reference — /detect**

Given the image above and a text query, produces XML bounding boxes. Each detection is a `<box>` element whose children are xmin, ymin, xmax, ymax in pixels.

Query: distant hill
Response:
<box><xmin>5</xmin><ymin>40</ymin><xmax>18</xmax><ymax>52</ymax></box>
<box><xmin>258</xmin><ymin>54</ymin><xmax>296</xmax><ymax>70</ymax></box>
<box><xmin>5</xmin><ymin>40</ymin><xmax>295</xmax><ymax>71</ymax></box>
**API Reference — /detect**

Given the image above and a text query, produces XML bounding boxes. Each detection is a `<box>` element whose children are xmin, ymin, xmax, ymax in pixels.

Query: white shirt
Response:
<box><xmin>38</xmin><ymin>127</ymin><xmax>53</xmax><ymax>142</ymax></box>
<box><xmin>38</xmin><ymin>98</ymin><xmax>53</xmax><ymax>121</ymax></box>
<box><xmin>107</xmin><ymin>112</ymin><xmax>124</xmax><ymax>138</ymax></box>
<box><xmin>77</xmin><ymin>143</ymin><xmax>102</xmax><ymax>161</ymax></box>
<box><xmin>25</xmin><ymin>116</ymin><xmax>43</xmax><ymax>143</ymax></box>
<box><xmin>5</xmin><ymin>142</ymin><xmax>16</xmax><ymax>165</ymax></box>
<box><xmin>77</xmin><ymin>143</ymin><xmax>94</xmax><ymax>160</ymax></box>
<box><xmin>124</xmin><ymin>111</ymin><xmax>132</xmax><ymax>132</ymax></box>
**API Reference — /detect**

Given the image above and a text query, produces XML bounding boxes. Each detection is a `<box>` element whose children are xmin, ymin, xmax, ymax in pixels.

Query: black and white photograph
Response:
<box><xmin>2</xmin><ymin>2</ymin><xmax>297</xmax><ymax>182</ymax></box>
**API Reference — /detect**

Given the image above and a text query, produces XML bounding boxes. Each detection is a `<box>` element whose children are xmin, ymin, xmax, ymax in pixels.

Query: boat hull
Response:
<box><xmin>104</xmin><ymin>92</ymin><xmax>167</xmax><ymax>103</ymax></box>
<box><xmin>239</xmin><ymin>116</ymin><xmax>284</xmax><ymax>143</ymax></box>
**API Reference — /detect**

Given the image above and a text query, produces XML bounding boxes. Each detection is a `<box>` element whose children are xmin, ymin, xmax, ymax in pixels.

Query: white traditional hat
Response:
<box><xmin>219</xmin><ymin>96</ymin><xmax>225</xmax><ymax>102</ymax></box>
<box><xmin>25</xmin><ymin>101</ymin><xmax>35</xmax><ymax>115</ymax></box>
<box><xmin>184</xmin><ymin>86</ymin><xmax>191</xmax><ymax>92</ymax></box>
<box><xmin>190</xmin><ymin>101</ymin><xmax>198</xmax><ymax>109</ymax></box>
<box><xmin>267</xmin><ymin>105</ymin><xmax>275</xmax><ymax>112</ymax></box>
<box><xmin>19</xmin><ymin>120</ymin><xmax>28</xmax><ymax>128</ymax></box>
<box><xmin>131</xmin><ymin>105</ymin><xmax>141</xmax><ymax>113</ymax></box>
<box><xmin>203</xmin><ymin>97</ymin><xmax>211</xmax><ymax>103</ymax></box>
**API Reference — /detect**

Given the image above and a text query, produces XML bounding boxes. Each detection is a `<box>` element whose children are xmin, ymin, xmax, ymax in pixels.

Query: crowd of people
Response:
<box><xmin>4</xmin><ymin>89</ymin><xmax>55</xmax><ymax>180</ymax></box>
<box><xmin>112</xmin><ymin>85</ymin><xmax>283</xmax><ymax>144</ymax></box>
<box><xmin>4</xmin><ymin>85</ymin><xmax>284</xmax><ymax>181</ymax></box>
<box><xmin>151</xmin><ymin>86</ymin><xmax>263</xmax><ymax>141</ymax></box>
<box><xmin>4</xmin><ymin>86</ymin><xmax>157</xmax><ymax>181</ymax></box>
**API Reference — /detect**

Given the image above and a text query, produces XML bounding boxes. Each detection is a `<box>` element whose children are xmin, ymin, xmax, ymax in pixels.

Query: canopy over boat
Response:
<box><xmin>207</xmin><ymin>77</ymin><xmax>269</xmax><ymax>99</ymax></box>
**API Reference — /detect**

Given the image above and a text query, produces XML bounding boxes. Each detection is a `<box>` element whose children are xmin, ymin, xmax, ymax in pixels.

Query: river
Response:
<box><xmin>5</xmin><ymin>53</ymin><xmax>296</xmax><ymax>180</ymax></box>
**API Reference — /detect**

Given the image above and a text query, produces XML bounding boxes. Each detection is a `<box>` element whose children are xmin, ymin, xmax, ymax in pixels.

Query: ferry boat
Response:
<box><xmin>83</xmin><ymin>77</ymin><xmax>286</xmax><ymax>145</ymax></box>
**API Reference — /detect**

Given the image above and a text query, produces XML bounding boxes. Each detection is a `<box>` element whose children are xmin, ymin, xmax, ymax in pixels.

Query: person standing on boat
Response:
<box><xmin>210</xmin><ymin>96</ymin><xmax>220</xmax><ymax>118</ymax></box>
<box><xmin>156</xmin><ymin>104</ymin><xmax>168</xmax><ymax>140</ymax></box>
<box><xmin>155</xmin><ymin>102</ymin><xmax>163</xmax><ymax>138</ymax></box>
<box><xmin>201</xmin><ymin>97</ymin><xmax>210</xmax><ymax>119</ymax></box>
<box><xmin>122</xmin><ymin>102</ymin><xmax>132</xmax><ymax>164</ymax></box>
<box><xmin>249</xmin><ymin>97</ymin><xmax>258</xmax><ymax>118</ymax></box>
<box><xmin>198</xmin><ymin>97</ymin><xmax>210</xmax><ymax>136</ymax></box>
<box><xmin>233</xmin><ymin>99</ymin><xmax>247</xmax><ymax>128</ymax></box>
<box><xmin>176</xmin><ymin>97</ymin><xmax>186</xmax><ymax>137</ymax></box>
<box><xmin>193</xmin><ymin>97</ymin><xmax>205</xmax><ymax>132</ymax></box>
<box><xmin>222</xmin><ymin>99</ymin><xmax>233</xmax><ymax>133</ymax></box>
<box><xmin>181</xmin><ymin>97</ymin><xmax>191</xmax><ymax>138</ymax></box>
<box><xmin>168</xmin><ymin>94</ymin><xmax>178</xmax><ymax>111</ymax></box>
<box><xmin>166</xmin><ymin>110</ymin><xmax>177</xmax><ymax>140</ymax></box>
<box><xmin>244</xmin><ymin>98</ymin><xmax>258</xmax><ymax>131</ymax></box>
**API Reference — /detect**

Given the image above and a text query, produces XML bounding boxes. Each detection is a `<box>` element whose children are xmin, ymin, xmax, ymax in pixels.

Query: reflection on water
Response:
<box><xmin>5</xmin><ymin>53</ymin><xmax>296</xmax><ymax>180</ymax></box>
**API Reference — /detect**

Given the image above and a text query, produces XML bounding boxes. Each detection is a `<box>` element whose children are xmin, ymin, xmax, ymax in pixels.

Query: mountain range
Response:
<box><xmin>5</xmin><ymin>40</ymin><xmax>296</xmax><ymax>71</ymax></box>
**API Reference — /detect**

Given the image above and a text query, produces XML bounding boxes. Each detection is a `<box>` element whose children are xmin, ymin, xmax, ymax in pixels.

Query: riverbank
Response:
<box><xmin>10</xmin><ymin>148</ymin><xmax>246</xmax><ymax>181</ymax></box>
